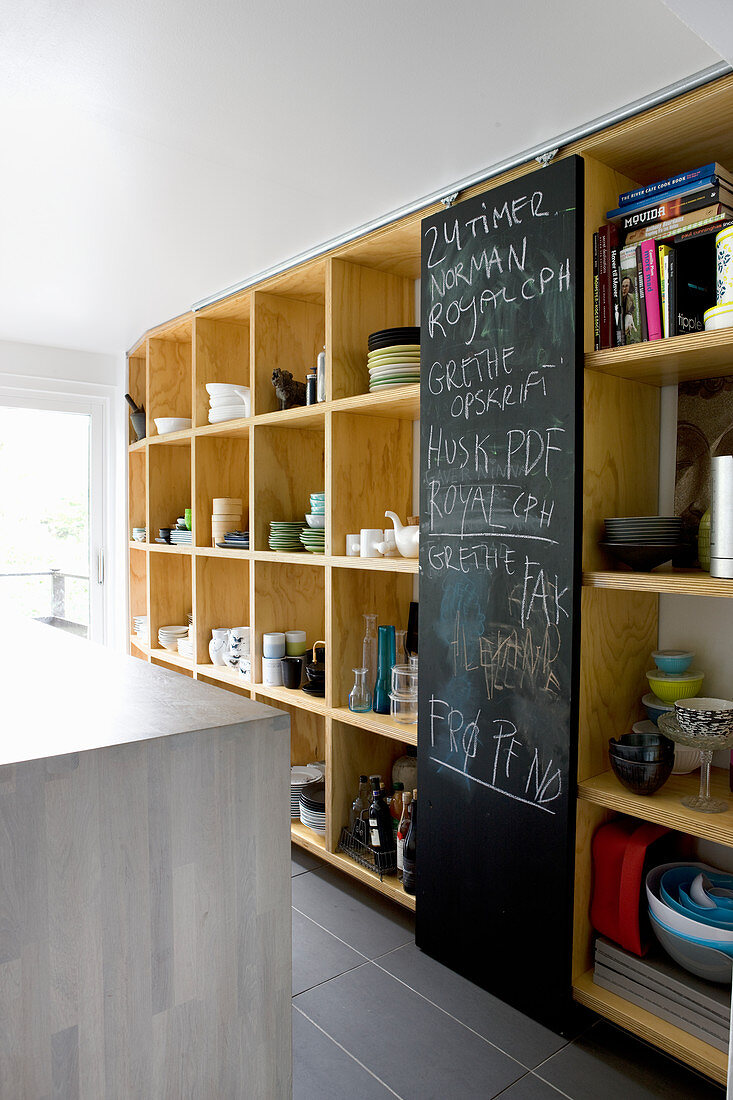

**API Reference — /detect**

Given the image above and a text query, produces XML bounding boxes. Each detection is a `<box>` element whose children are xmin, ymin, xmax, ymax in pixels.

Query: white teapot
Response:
<box><xmin>384</xmin><ymin>511</ymin><xmax>419</xmax><ymax>558</ymax></box>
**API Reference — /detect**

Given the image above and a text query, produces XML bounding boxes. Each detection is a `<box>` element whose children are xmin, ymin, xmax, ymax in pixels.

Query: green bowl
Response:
<box><xmin>646</xmin><ymin>669</ymin><xmax>704</xmax><ymax>703</ymax></box>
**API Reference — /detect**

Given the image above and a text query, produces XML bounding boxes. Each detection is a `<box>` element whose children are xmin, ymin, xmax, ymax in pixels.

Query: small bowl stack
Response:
<box><xmin>132</xmin><ymin>527</ymin><xmax>146</xmax><ymax>543</ymax></box>
<box><xmin>205</xmin><ymin>383</ymin><xmax>250</xmax><ymax>423</ymax></box>
<box><xmin>647</xmin><ymin>862</ymin><xmax>733</xmax><ymax>981</ymax></box>
<box><xmin>600</xmin><ymin>515</ymin><xmax>682</xmax><ymax>571</ymax></box>
<box><xmin>212</xmin><ymin>497</ymin><xmax>243</xmax><ymax>547</ymax></box>
<box><xmin>643</xmin><ymin>650</ymin><xmax>702</xmax><ymax>772</ymax></box>
<box><xmin>367</xmin><ymin>327</ymin><xmax>420</xmax><ymax>393</ymax></box>
<box><xmin>390</xmin><ymin>659</ymin><xmax>418</xmax><ymax>724</ymax></box>
<box><xmin>608</xmin><ymin>731</ymin><xmax>675</xmax><ymax>795</ymax></box>
<box><xmin>158</xmin><ymin>624</ymin><xmax>189</xmax><ymax>651</ymax></box>
<box><xmin>132</xmin><ymin>615</ymin><xmax>148</xmax><ymax>643</ymax></box>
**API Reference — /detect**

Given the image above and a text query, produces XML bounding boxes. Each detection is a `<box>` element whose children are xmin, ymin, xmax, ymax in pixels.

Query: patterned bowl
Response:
<box><xmin>674</xmin><ymin>698</ymin><xmax>733</xmax><ymax>738</ymax></box>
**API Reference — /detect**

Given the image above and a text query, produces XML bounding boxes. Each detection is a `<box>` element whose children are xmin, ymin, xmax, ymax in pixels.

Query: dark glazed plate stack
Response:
<box><xmin>600</xmin><ymin>516</ymin><xmax>683</xmax><ymax>572</ymax></box>
<box><xmin>299</xmin><ymin>779</ymin><xmax>326</xmax><ymax>834</ymax></box>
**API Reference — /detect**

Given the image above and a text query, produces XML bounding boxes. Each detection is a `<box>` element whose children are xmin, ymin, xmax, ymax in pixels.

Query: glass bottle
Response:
<box><xmin>373</xmin><ymin>625</ymin><xmax>396</xmax><ymax>715</ymax></box>
<box><xmin>348</xmin><ymin>667</ymin><xmax>371</xmax><ymax>712</ymax></box>
<box><xmin>395</xmin><ymin>628</ymin><xmax>407</xmax><ymax>666</ymax></box>
<box><xmin>396</xmin><ymin>791</ymin><xmax>412</xmax><ymax>878</ymax></box>
<box><xmin>362</xmin><ymin>613</ymin><xmax>378</xmax><ymax>695</ymax></box>
<box><xmin>351</xmin><ymin>774</ymin><xmax>371</xmax><ymax>843</ymax></box>
<box><xmin>349</xmin><ymin>773</ymin><xmax>369</xmax><ymax>829</ymax></box>
<box><xmin>368</xmin><ymin>775</ymin><xmax>396</xmax><ymax>870</ymax></box>
<box><xmin>390</xmin><ymin>781</ymin><xmax>404</xmax><ymax>840</ymax></box>
<box><xmin>402</xmin><ymin>790</ymin><xmax>417</xmax><ymax>895</ymax></box>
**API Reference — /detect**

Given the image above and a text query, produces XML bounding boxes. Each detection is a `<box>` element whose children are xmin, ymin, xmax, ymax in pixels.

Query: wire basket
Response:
<box><xmin>338</xmin><ymin>825</ymin><xmax>397</xmax><ymax>880</ymax></box>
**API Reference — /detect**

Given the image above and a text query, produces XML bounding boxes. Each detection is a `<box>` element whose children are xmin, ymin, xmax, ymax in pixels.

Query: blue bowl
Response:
<box><xmin>659</xmin><ymin>867</ymin><xmax>733</xmax><ymax>930</ymax></box>
<box><xmin>642</xmin><ymin>692</ymin><xmax>674</xmax><ymax>726</ymax></box>
<box><xmin>652</xmin><ymin>649</ymin><xmax>694</xmax><ymax>675</ymax></box>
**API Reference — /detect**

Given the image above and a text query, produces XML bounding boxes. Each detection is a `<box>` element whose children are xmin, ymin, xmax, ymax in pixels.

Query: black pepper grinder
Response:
<box><xmin>306</xmin><ymin>372</ymin><xmax>317</xmax><ymax>405</ymax></box>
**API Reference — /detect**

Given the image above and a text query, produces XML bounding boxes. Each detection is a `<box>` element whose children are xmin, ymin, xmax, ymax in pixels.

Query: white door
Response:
<box><xmin>0</xmin><ymin>389</ymin><xmax>106</xmax><ymax>643</ymax></box>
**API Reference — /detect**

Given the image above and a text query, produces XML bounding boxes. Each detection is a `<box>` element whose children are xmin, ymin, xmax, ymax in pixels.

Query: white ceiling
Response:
<box><xmin>0</xmin><ymin>0</ymin><xmax>726</xmax><ymax>355</ymax></box>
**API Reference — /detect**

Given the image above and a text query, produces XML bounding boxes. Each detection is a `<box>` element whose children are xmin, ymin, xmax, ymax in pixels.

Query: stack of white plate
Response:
<box><xmin>291</xmin><ymin>765</ymin><xmax>322</xmax><ymax>819</ymax></box>
<box><xmin>177</xmin><ymin>632</ymin><xmax>194</xmax><ymax>659</ymax></box>
<box><xmin>299</xmin><ymin>779</ymin><xmax>326</xmax><ymax>834</ymax></box>
<box><xmin>170</xmin><ymin>525</ymin><xmax>193</xmax><ymax>546</ymax></box>
<box><xmin>206</xmin><ymin>383</ymin><xmax>251</xmax><ymax>423</ymax></box>
<box><xmin>132</xmin><ymin>615</ymin><xmax>148</xmax><ymax>642</ymax></box>
<box><xmin>158</xmin><ymin>625</ymin><xmax>189</xmax><ymax>651</ymax></box>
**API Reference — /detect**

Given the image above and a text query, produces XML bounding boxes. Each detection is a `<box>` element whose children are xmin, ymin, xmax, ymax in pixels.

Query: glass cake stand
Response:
<box><xmin>659</xmin><ymin>712</ymin><xmax>733</xmax><ymax>814</ymax></box>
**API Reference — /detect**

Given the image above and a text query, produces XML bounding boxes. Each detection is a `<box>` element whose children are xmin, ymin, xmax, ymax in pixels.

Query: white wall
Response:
<box><xmin>0</xmin><ymin>339</ymin><xmax>127</xmax><ymax>650</ymax></box>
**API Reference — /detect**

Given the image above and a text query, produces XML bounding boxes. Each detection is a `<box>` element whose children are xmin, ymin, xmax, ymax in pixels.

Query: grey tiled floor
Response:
<box><xmin>290</xmin><ymin>845</ymin><xmax>726</xmax><ymax>1100</ymax></box>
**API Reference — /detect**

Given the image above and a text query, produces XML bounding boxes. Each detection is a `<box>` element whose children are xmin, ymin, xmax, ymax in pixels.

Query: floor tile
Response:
<box><xmin>292</xmin><ymin>1006</ymin><xmax>395</xmax><ymax>1100</ymax></box>
<box><xmin>291</xmin><ymin>845</ymin><xmax>323</xmax><ymax>877</ymax></box>
<box><xmin>497</xmin><ymin>1074</ymin><xmax>570</xmax><ymax>1099</ymax></box>
<box><xmin>292</xmin><ymin>909</ymin><xmax>366</xmax><ymax>996</ymax></box>
<box><xmin>376</xmin><ymin>943</ymin><xmax>570</xmax><ymax>1068</ymax></box>
<box><xmin>537</xmin><ymin>1021</ymin><xmax>725</xmax><ymax>1099</ymax></box>
<box><xmin>291</xmin><ymin>865</ymin><xmax>414</xmax><ymax>959</ymax></box>
<box><xmin>294</xmin><ymin>961</ymin><xmax>525</xmax><ymax>1099</ymax></box>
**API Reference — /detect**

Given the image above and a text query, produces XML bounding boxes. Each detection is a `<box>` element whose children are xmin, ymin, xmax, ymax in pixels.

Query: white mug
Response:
<box><xmin>346</xmin><ymin>534</ymin><xmax>360</xmax><ymax>556</ymax></box>
<box><xmin>360</xmin><ymin>528</ymin><xmax>384</xmax><ymax>557</ymax></box>
<box><xmin>262</xmin><ymin>631</ymin><xmax>286</xmax><ymax>658</ymax></box>
<box><xmin>227</xmin><ymin>626</ymin><xmax>250</xmax><ymax>668</ymax></box>
<box><xmin>262</xmin><ymin>656</ymin><xmax>284</xmax><ymax>686</ymax></box>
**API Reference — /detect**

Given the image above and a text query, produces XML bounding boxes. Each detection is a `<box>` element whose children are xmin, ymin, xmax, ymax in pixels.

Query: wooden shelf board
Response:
<box><xmin>290</xmin><ymin>822</ymin><xmax>415</xmax><ymax>911</ymax></box>
<box><xmin>129</xmin><ymin>540</ymin><xmax>148</xmax><ymax>551</ymax></box>
<box><xmin>195</xmin><ymin>664</ymin><xmax>251</xmax><ymax>692</ymax></box>
<box><xmin>147</xmin><ymin>544</ymin><xmax>193</xmax><ymax>555</ymax></box>
<box><xmin>578</xmin><ymin>767</ymin><xmax>733</xmax><ymax>846</ymax></box>
<box><xmin>126</xmin><ymin>309</ymin><xmax>193</xmax><ymax>356</ymax></box>
<box><xmin>252</xmin><ymin>404</ymin><xmax>326</xmax><ymax>430</ymax></box>
<box><xmin>147</xmin><ymin>429</ymin><xmax>192</xmax><ymax>447</ymax></box>
<box><xmin>572</xmin><ymin>969</ymin><xmax>727</xmax><ymax>1085</ymax></box>
<box><xmin>128</xmin><ymin>439</ymin><xmax>147</xmax><ymax>453</ymax></box>
<box><xmin>195</xmin><ymin>418</ymin><xmax>250</xmax><ymax>439</ymax></box>
<box><xmin>148</xmin><ymin>647</ymin><xmax>194</xmax><ymax>670</ymax></box>
<box><xmin>252</xmin><ymin>550</ymin><xmax>326</xmax><ymax>566</ymax></box>
<box><xmin>334</xmin><ymin>386</ymin><xmax>420</xmax><ymax>421</ymax></box>
<box><xmin>331</xmin><ymin>706</ymin><xmax>417</xmax><ymax>746</ymax></box>
<box><xmin>585</xmin><ymin>329</ymin><xmax>733</xmax><ymax>387</ymax></box>
<box><xmin>330</xmin><ymin>555</ymin><xmax>419</xmax><ymax>573</ymax></box>
<box><xmin>129</xmin><ymin>634</ymin><xmax>149</xmax><ymax>655</ymax></box>
<box><xmin>253</xmin><ymin>682</ymin><xmax>329</xmax><ymax>716</ymax></box>
<box><xmin>583</xmin><ymin>569</ymin><xmax>733</xmax><ymax>597</ymax></box>
<box><xmin>196</xmin><ymin>546</ymin><xmax>252</xmax><ymax>560</ymax></box>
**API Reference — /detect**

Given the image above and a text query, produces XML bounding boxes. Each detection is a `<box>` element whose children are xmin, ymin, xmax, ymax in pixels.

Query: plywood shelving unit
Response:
<box><xmin>127</xmin><ymin>71</ymin><xmax>733</xmax><ymax>1078</ymax></box>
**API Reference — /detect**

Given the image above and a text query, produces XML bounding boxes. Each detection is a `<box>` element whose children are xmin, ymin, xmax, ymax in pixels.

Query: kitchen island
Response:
<box><xmin>0</xmin><ymin>622</ymin><xmax>291</xmax><ymax>1098</ymax></box>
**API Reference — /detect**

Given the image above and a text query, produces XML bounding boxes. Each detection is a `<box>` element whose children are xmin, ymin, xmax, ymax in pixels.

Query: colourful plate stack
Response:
<box><xmin>300</xmin><ymin>526</ymin><xmax>325</xmax><ymax>553</ymax></box>
<box><xmin>269</xmin><ymin>520</ymin><xmax>304</xmax><ymax>551</ymax></box>
<box><xmin>367</xmin><ymin>327</ymin><xmax>420</xmax><ymax>392</ymax></box>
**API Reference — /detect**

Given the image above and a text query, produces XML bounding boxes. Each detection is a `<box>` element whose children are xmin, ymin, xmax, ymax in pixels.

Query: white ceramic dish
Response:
<box><xmin>208</xmin><ymin>393</ymin><xmax>248</xmax><ymax>409</ymax></box>
<box><xmin>206</xmin><ymin>383</ymin><xmax>250</xmax><ymax>399</ymax></box>
<box><xmin>208</xmin><ymin>402</ymin><xmax>250</xmax><ymax>422</ymax></box>
<box><xmin>646</xmin><ymin>862</ymin><xmax>733</xmax><ymax>942</ymax></box>
<box><xmin>704</xmin><ymin>302</ymin><xmax>733</xmax><ymax>331</ymax></box>
<box><xmin>154</xmin><ymin>417</ymin><xmax>192</xmax><ymax>434</ymax></box>
<box><xmin>305</xmin><ymin>514</ymin><xmax>325</xmax><ymax>528</ymax></box>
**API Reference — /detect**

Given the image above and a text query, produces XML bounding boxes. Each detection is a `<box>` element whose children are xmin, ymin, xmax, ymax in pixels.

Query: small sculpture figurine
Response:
<box><xmin>271</xmin><ymin>369</ymin><xmax>307</xmax><ymax>410</ymax></box>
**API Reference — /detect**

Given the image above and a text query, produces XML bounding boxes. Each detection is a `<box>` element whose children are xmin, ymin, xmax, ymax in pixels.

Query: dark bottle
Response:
<box><xmin>306</xmin><ymin>373</ymin><xmax>317</xmax><ymax>405</ymax></box>
<box><xmin>402</xmin><ymin>790</ymin><xmax>417</xmax><ymax>895</ymax></box>
<box><xmin>368</xmin><ymin>775</ymin><xmax>396</xmax><ymax>870</ymax></box>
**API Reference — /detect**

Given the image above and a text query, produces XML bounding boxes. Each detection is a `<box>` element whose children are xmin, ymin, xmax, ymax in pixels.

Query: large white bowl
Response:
<box><xmin>305</xmin><ymin>513</ymin><xmax>325</xmax><ymax>528</ymax></box>
<box><xmin>206</xmin><ymin>382</ymin><xmax>250</xmax><ymax>399</ymax></box>
<box><xmin>154</xmin><ymin>417</ymin><xmax>192</xmax><ymax>434</ymax></box>
<box><xmin>646</xmin><ymin>861</ymin><xmax>733</xmax><ymax>943</ymax></box>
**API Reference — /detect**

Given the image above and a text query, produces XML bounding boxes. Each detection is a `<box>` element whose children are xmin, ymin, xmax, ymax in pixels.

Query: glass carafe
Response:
<box><xmin>348</xmin><ymin>667</ymin><xmax>372</xmax><ymax>712</ymax></box>
<box><xmin>395</xmin><ymin>628</ymin><xmax>407</xmax><ymax>666</ymax></box>
<box><xmin>362</xmin><ymin>613</ymin><xmax>378</xmax><ymax>695</ymax></box>
<box><xmin>373</xmin><ymin>625</ymin><xmax>396</xmax><ymax>715</ymax></box>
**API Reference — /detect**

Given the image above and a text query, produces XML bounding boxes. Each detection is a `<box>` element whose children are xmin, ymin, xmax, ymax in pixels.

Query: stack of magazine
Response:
<box><xmin>594</xmin><ymin>162</ymin><xmax>733</xmax><ymax>348</ymax></box>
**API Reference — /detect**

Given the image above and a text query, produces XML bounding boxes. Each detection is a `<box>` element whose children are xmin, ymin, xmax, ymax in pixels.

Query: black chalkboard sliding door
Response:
<box><xmin>417</xmin><ymin>156</ymin><xmax>584</xmax><ymax>1028</ymax></box>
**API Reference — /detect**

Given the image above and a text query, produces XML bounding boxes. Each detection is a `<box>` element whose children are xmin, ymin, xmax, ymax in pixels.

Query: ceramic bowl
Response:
<box><xmin>674</xmin><ymin>697</ymin><xmax>733</xmax><ymax>738</ymax></box>
<box><xmin>154</xmin><ymin>417</ymin><xmax>192</xmax><ymax>434</ymax></box>
<box><xmin>652</xmin><ymin>649</ymin><xmax>694</xmax><ymax>675</ymax></box>
<box><xmin>645</xmin><ymin>669</ymin><xmax>704</xmax><ymax>703</ymax></box>
<box><xmin>646</xmin><ymin>863</ymin><xmax>733</xmax><ymax>944</ymax></box>
<box><xmin>642</xmin><ymin>693</ymin><xmax>674</xmax><ymax>725</ymax></box>
<box><xmin>608</xmin><ymin>751</ymin><xmax>673</xmax><ymax>794</ymax></box>
<box><xmin>671</xmin><ymin>745</ymin><xmax>701</xmax><ymax>774</ymax></box>
<box><xmin>305</xmin><ymin>513</ymin><xmax>325</xmax><ymax>528</ymax></box>
<box><xmin>649</xmin><ymin>911</ymin><xmax>733</xmax><ymax>982</ymax></box>
<box><xmin>608</xmin><ymin>734</ymin><xmax>673</xmax><ymax>762</ymax></box>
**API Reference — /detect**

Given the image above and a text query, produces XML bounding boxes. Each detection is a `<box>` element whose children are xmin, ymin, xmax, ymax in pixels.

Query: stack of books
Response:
<box><xmin>594</xmin><ymin>162</ymin><xmax>733</xmax><ymax>348</ymax></box>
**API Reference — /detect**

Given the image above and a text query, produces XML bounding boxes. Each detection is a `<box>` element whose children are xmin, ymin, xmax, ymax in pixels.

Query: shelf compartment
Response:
<box><xmin>251</xmin><ymin>423</ymin><xmax>324</xmax><ymax>552</ymax></box>
<box><xmin>333</xmin><ymin>707</ymin><xmax>417</xmax><ymax>747</ymax></box>
<box><xmin>257</xmin><ymin>694</ymin><xmax>325</xmax><ymax>772</ymax></box>
<box><xmin>252</xmin><ymin>558</ymin><xmax>325</xmax><ymax>689</ymax></box>
<box><xmin>194</xmin><ymin>434</ymin><xmax>249</xmax><ymax>548</ymax></box>
<box><xmin>586</xmin><ymin>329</ymin><xmax>733</xmax><ymax>387</ymax></box>
<box><xmin>194</xmin><ymin>555</ymin><xmax>250</xmax><ymax>669</ymax></box>
<box><xmin>583</xmin><ymin>569</ymin><xmax>733</xmax><ymax>598</ymax></box>
<box><xmin>330</xmin><ymin>718</ymin><xmax>412</xmax><ymax>866</ymax></box>
<box><xmin>148</xmin><ymin>441</ymin><xmax>192</xmax><ymax>547</ymax></box>
<box><xmin>327</xmin><ymin>257</ymin><xmax>415</xmax><ymax>401</ymax></box>
<box><xmin>148</xmin><ymin>551</ymin><xmax>192</xmax><ymax>659</ymax></box>
<box><xmin>330</xmin><ymin>410</ymin><xmax>414</xmax><ymax>560</ymax></box>
<box><xmin>578</xmin><ymin>766</ymin><xmax>733</xmax><ymax>847</ymax></box>
<box><xmin>128</xmin><ymin>446</ymin><xmax>147</xmax><ymax>537</ymax></box>
<box><xmin>330</xmin><ymin>567</ymin><xmax>414</xmax><ymax>711</ymax></box>
<box><xmin>128</xmin><ymin>545</ymin><xmax>147</xmax><ymax>639</ymax></box>
<box><xmin>148</xmin><ymin>335</ymin><xmax>193</xmax><ymax>436</ymax></box>
<box><xmin>572</xmin><ymin>969</ymin><xmax>727</xmax><ymax>1086</ymax></box>
<box><xmin>252</xmin><ymin>682</ymin><xmax>328</xmax><ymax>717</ymax></box>
<box><xmin>194</xmin><ymin>315</ymin><xmax>250</xmax><ymax>428</ymax></box>
<box><xmin>127</xmin><ymin>349</ymin><xmax>147</xmax><ymax>446</ymax></box>
<box><xmin>251</xmin><ymin>288</ymin><xmax>325</xmax><ymax>416</ymax></box>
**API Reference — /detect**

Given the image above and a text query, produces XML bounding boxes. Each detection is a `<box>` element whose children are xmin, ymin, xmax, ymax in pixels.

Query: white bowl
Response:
<box><xmin>305</xmin><ymin>513</ymin><xmax>325</xmax><ymax>528</ymax></box>
<box><xmin>209</xmin><ymin>393</ymin><xmax>249</xmax><ymax>409</ymax></box>
<box><xmin>205</xmin><ymin>383</ymin><xmax>250</xmax><ymax>399</ymax></box>
<box><xmin>646</xmin><ymin>862</ymin><xmax>733</xmax><ymax>943</ymax></box>
<box><xmin>154</xmin><ymin>417</ymin><xmax>192</xmax><ymax>434</ymax></box>
<box><xmin>704</xmin><ymin>302</ymin><xmax>733</xmax><ymax>331</ymax></box>
<box><xmin>671</xmin><ymin>745</ymin><xmax>701</xmax><ymax>774</ymax></box>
